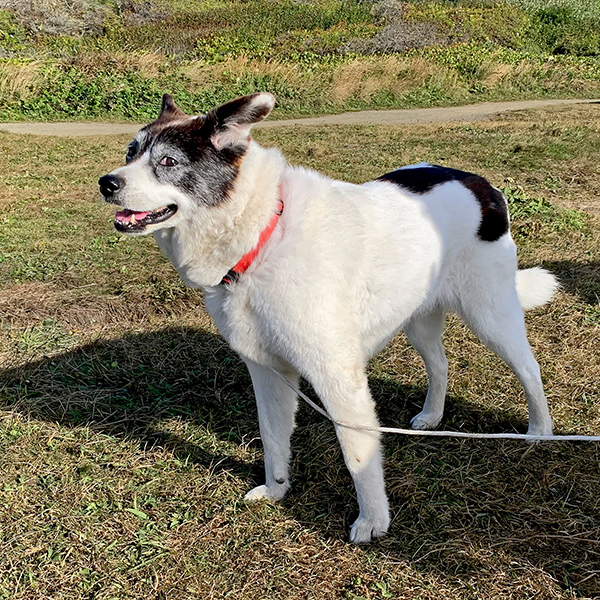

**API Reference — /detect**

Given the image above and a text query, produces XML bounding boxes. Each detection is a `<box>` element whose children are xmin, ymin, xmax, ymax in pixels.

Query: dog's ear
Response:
<box><xmin>209</xmin><ymin>93</ymin><xmax>275</xmax><ymax>150</ymax></box>
<box><xmin>157</xmin><ymin>94</ymin><xmax>186</xmax><ymax>122</ymax></box>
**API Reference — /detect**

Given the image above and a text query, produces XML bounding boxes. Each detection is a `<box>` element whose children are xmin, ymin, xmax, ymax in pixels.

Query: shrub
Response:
<box><xmin>528</xmin><ymin>5</ymin><xmax>600</xmax><ymax>56</ymax></box>
<box><xmin>345</xmin><ymin>20</ymin><xmax>450</xmax><ymax>54</ymax></box>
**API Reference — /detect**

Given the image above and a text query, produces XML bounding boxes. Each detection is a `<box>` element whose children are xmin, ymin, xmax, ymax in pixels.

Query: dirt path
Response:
<box><xmin>1</xmin><ymin>98</ymin><xmax>598</xmax><ymax>136</ymax></box>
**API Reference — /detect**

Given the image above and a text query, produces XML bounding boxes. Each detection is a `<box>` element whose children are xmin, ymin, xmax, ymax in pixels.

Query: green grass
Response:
<box><xmin>502</xmin><ymin>179</ymin><xmax>587</xmax><ymax>230</ymax></box>
<box><xmin>0</xmin><ymin>104</ymin><xmax>599</xmax><ymax>598</ymax></box>
<box><xmin>0</xmin><ymin>0</ymin><xmax>599</xmax><ymax>121</ymax></box>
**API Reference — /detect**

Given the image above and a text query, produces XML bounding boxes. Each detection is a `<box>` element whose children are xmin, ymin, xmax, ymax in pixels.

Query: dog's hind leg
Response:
<box><xmin>458</xmin><ymin>294</ymin><xmax>553</xmax><ymax>436</ymax></box>
<box><xmin>243</xmin><ymin>360</ymin><xmax>299</xmax><ymax>501</ymax></box>
<box><xmin>404</xmin><ymin>310</ymin><xmax>448</xmax><ymax>431</ymax></box>
<box><xmin>309</xmin><ymin>366</ymin><xmax>390</xmax><ymax>544</ymax></box>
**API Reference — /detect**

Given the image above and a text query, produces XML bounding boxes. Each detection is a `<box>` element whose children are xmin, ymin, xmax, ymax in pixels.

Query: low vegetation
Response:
<box><xmin>0</xmin><ymin>0</ymin><xmax>599</xmax><ymax>121</ymax></box>
<box><xmin>1</xmin><ymin>104</ymin><xmax>599</xmax><ymax>598</ymax></box>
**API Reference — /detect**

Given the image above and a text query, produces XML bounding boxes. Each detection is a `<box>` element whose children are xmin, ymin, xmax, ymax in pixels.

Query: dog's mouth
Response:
<box><xmin>114</xmin><ymin>204</ymin><xmax>178</xmax><ymax>232</ymax></box>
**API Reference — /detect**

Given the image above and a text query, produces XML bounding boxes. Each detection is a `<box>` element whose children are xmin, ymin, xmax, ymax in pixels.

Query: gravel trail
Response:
<box><xmin>1</xmin><ymin>98</ymin><xmax>598</xmax><ymax>137</ymax></box>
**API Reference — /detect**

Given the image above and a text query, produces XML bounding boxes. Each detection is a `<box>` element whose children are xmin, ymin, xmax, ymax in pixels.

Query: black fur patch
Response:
<box><xmin>151</xmin><ymin>117</ymin><xmax>245</xmax><ymax>207</ymax></box>
<box><xmin>123</xmin><ymin>116</ymin><xmax>244</xmax><ymax>207</ymax></box>
<box><xmin>377</xmin><ymin>165</ymin><xmax>509</xmax><ymax>242</ymax></box>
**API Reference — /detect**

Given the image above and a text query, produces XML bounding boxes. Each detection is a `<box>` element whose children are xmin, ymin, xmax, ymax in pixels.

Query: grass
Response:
<box><xmin>1</xmin><ymin>103</ymin><xmax>600</xmax><ymax>598</ymax></box>
<box><xmin>0</xmin><ymin>0</ymin><xmax>600</xmax><ymax>121</ymax></box>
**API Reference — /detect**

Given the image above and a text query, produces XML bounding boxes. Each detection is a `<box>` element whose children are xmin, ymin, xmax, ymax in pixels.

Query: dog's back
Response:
<box><xmin>270</xmin><ymin>162</ymin><xmax>534</xmax><ymax>356</ymax></box>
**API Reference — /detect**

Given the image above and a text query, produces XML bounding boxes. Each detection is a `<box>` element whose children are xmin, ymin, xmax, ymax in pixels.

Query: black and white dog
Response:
<box><xmin>99</xmin><ymin>93</ymin><xmax>557</xmax><ymax>543</ymax></box>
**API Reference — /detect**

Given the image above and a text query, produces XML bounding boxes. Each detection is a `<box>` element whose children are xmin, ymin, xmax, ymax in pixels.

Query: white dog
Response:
<box><xmin>99</xmin><ymin>93</ymin><xmax>558</xmax><ymax>543</ymax></box>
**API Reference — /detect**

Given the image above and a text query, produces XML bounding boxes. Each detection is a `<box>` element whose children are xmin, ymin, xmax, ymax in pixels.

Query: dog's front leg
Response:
<box><xmin>311</xmin><ymin>368</ymin><xmax>390</xmax><ymax>544</ymax></box>
<box><xmin>243</xmin><ymin>359</ymin><xmax>299</xmax><ymax>502</ymax></box>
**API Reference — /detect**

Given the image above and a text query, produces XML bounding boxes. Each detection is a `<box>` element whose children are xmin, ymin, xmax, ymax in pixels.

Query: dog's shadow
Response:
<box><xmin>546</xmin><ymin>259</ymin><xmax>600</xmax><ymax>305</ymax></box>
<box><xmin>2</xmin><ymin>325</ymin><xmax>598</xmax><ymax>595</ymax></box>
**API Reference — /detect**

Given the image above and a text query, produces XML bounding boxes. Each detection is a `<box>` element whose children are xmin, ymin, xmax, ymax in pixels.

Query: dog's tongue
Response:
<box><xmin>115</xmin><ymin>209</ymin><xmax>151</xmax><ymax>223</ymax></box>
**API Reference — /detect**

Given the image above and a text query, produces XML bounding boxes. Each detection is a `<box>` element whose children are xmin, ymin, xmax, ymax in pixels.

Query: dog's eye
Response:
<box><xmin>160</xmin><ymin>156</ymin><xmax>178</xmax><ymax>167</ymax></box>
<box><xmin>126</xmin><ymin>143</ymin><xmax>138</xmax><ymax>163</ymax></box>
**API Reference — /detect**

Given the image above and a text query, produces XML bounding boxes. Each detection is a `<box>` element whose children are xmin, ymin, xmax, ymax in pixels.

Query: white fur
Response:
<box><xmin>114</xmin><ymin>112</ymin><xmax>558</xmax><ymax>543</ymax></box>
<box><xmin>153</xmin><ymin>146</ymin><xmax>286</xmax><ymax>286</ymax></box>
<box><xmin>516</xmin><ymin>267</ymin><xmax>560</xmax><ymax>310</ymax></box>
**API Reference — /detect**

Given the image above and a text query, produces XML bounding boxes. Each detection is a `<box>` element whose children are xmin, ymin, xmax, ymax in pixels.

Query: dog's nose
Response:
<box><xmin>98</xmin><ymin>174</ymin><xmax>123</xmax><ymax>197</ymax></box>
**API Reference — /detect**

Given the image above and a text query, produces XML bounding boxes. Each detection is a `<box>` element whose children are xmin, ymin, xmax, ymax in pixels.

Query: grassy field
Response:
<box><xmin>0</xmin><ymin>103</ymin><xmax>599</xmax><ymax>598</ymax></box>
<box><xmin>0</xmin><ymin>0</ymin><xmax>600</xmax><ymax>121</ymax></box>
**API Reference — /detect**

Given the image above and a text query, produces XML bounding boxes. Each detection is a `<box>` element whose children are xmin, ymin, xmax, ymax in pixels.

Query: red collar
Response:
<box><xmin>220</xmin><ymin>199</ymin><xmax>284</xmax><ymax>285</ymax></box>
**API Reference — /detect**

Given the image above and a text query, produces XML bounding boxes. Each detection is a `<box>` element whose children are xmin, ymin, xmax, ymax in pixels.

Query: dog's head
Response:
<box><xmin>98</xmin><ymin>92</ymin><xmax>275</xmax><ymax>235</ymax></box>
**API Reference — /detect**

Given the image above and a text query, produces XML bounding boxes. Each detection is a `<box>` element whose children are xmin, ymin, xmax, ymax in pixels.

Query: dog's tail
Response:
<box><xmin>516</xmin><ymin>267</ymin><xmax>559</xmax><ymax>310</ymax></box>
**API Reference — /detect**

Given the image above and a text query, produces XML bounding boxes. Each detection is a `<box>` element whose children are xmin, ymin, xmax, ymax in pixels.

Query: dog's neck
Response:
<box><xmin>154</xmin><ymin>141</ymin><xmax>286</xmax><ymax>288</ymax></box>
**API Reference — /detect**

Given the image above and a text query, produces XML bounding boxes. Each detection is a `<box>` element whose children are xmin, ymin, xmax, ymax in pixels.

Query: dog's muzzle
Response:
<box><xmin>98</xmin><ymin>173</ymin><xmax>178</xmax><ymax>233</ymax></box>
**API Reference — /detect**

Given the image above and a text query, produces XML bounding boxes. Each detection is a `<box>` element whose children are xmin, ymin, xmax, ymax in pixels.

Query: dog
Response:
<box><xmin>99</xmin><ymin>93</ymin><xmax>558</xmax><ymax>544</ymax></box>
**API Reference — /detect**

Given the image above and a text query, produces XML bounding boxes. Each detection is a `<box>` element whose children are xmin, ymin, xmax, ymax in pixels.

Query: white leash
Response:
<box><xmin>269</xmin><ymin>367</ymin><xmax>600</xmax><ymax>442</ymax></box>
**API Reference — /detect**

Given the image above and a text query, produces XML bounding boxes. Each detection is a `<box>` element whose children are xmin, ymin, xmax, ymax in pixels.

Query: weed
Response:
<box><xmin>14</xmin><ymin>319</ymin><xmax>76</xmax><ymax>355</ymax></box>
<box><xmin>0</xmin><ymin>10</ymin><xmax>27</xmax><ymax>53</ymax></box>
<box><xmin>503</xmin><ymin>177</ymin><xmax>587</xmax><ymax>230</ymax></box>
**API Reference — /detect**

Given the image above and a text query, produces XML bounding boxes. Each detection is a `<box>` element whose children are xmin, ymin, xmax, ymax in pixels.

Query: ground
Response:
<box><xmin>0</xmin><ymin>102</ymin><xmax>599</xmax><ymax>599</ymax></box>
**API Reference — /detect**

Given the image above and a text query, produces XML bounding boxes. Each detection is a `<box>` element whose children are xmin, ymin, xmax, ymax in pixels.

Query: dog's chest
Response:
<box><xmin>205</xmin><ymin>285</ymin><xmax>274</xmax><ymax>365</ymax></box>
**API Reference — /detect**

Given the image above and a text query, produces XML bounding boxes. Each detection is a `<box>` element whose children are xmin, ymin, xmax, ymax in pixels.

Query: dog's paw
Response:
<box><xmin>244</xmin><ymin>483</ymin><xmax>288</xmax><ymax>502</ymax></box>
<box><xmin>349</xmin><ymin>514</ymin><xmax>390</xmax><ymax>545</ymax></box>
<box><xmin>410</xmin><ymin>411</ymin><xmax>442</xmax><ymax>431</ymax></box>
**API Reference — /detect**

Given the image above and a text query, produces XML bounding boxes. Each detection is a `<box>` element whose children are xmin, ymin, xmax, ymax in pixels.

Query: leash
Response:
<box><xmin>268</xmin><ymin>367</ymin><xmax>600</xmax><ymax>442</ymax></box>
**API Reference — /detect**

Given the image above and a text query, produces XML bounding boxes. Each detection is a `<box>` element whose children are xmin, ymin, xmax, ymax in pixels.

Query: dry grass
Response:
<box><xmin>182</xmin><ymin>56</ymin><xmax>312</xmax><ymax>94</ymax></box>
<box><xmin>64</xmin><ymin>52</ymin><xmax>168</xmax><ymax>79</ymax></box>
<box><xmin>0</xmin><ymin>61</ymin><xmax>44</xmax><ymax>100</ymax></box>
<box><xmin>1</xmin><ymin>105</ymin><xmax>599</xmax><ymax>598</ymax></box>
<box><xmin>330</xmin><ymin>55</ymin><xmax>459</xmax><ymax>103</ymax></box>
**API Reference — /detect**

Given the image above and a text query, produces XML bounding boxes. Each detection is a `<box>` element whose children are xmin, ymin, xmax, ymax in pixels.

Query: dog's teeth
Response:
<box><xmin>131</xmin><ymin>214</ymin><xmax>136</xmax><ymax>224</ymax></box>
